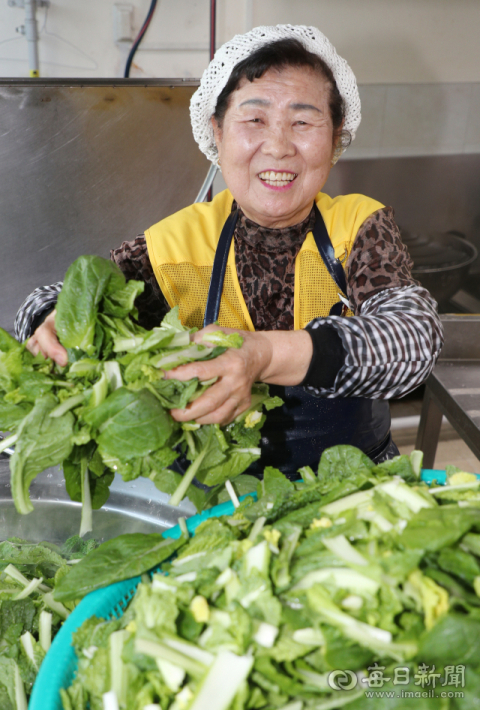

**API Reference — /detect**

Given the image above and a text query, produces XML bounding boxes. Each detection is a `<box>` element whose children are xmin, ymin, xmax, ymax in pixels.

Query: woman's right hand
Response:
<box><xmin>26</xmin><ymin>310</ymin><xmax>68</xmax><ymax>367</ymax></box>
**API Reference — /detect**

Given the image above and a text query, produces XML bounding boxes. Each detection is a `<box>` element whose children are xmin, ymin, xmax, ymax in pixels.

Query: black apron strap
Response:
<box><xmin>203</xmin><ymin>209</ymin><xmax>239</xmax><ymax>327</ymax></box>
<box><xmin>311</xmin><ymin>203</ymin><xmax>347</xmax><ymax>295</ymax></box>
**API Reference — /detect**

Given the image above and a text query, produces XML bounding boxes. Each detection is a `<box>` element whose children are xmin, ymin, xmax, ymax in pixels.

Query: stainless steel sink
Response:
<box><xmin>0</xmin><ymin>456</ymin><xmax>196</xmax><ymax>544</ymax></box>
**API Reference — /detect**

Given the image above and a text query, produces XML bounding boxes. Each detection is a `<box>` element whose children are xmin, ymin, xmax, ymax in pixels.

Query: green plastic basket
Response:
<box><xmin>30</xmin><ymin>468</ymin><xmax>480</xmax><ymax>709</ymax></box>
<box><xmin>28</xmin><ymin>497</ymin><xmax>243</xmax><ymax>710</ymax></box>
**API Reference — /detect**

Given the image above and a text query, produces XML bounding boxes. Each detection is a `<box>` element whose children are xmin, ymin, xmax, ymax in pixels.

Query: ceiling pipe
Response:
<box><xmin>24</xmin><ymin>0</ymin><xmax>40</xmax><ymax>77</ymax></box>
<box><xmin>207</xmin><ymin>0</ymin><xmax>217</xmax><ymax>202</ymax></box>
<box><xmin>209</xmin><ymin>0</ymin><xmax>216</xmax><ymax>61</ymax></box>
<box><xmin>9</xmin><ymin>0</ymin><xmax>49</xmax><ymax>77</ymax></box>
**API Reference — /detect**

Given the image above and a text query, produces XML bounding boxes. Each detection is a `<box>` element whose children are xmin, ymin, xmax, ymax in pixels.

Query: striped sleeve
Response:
<box><xmin>14</xmin><ymin>282</ymin><xmax>63</xmax><ymax>343</ymax></box>
<box><xmin>304</xmin><ymin>285</ymin><xmax>444</xmax><ymax>399</ymax></box>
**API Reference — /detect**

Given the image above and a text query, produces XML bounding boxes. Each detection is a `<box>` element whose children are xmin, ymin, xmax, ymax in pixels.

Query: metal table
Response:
<box><xmin>416</xmin><ymin>315</ymin><xmax>480</xmax><ymax>468</ymax></box>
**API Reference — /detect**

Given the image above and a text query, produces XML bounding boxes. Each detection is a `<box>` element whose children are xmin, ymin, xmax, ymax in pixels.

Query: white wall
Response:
<box><xmin>0</xmin><ymin>0</ymin><xmax>479</xmax><ymax>83</ymax></box>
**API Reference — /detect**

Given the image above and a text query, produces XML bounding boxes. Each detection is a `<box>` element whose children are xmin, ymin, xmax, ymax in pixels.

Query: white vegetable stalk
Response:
<box><xmin>253</xmin><ymin>622</ymin><xmax>279</xmax><ymax>648</ymax></box>
<box><xmin>178</xmin><ymin>516</ymin><xmax>189</xmax><ymax>539</ymax></box>
<box><xmin>340</xmin><ymin>595</ymin><xmax>364</xmax><ymax>611</ymax></box>
<box><xmin>174</xmin><ymin>572</ymin><xmax>197</xmax><ymax>583</ymax></box>
<box><xmin>91</xmin><ymin>369</ymin><xmax>109</xmax><ymax>408</ymax></box>
<box><xmin>80</xmin><ymin>457</ymin><xmax>93</xmax><ymax>537</ymax></box>
<box><xmin>103</xmin><ymin>690</ymin><xmax>120</xmax><ymax>710</ymax></box>
<box><xmin>188</xmin><ymin>651</ymin><xmax>253</xmax><ymax>710</ymax></box>
<box><xmin>113</xmin><ymin>336</ymin><xmax>144</xmax><ymax>352</ymax></box>
<box><xmin>248</xmin><ymin>516</ymin><xmax>266</xmax><ymax>542</ymax></box>
<box><xmin>105</xmin><ymin>361</ymin><xmax>123</xmax><ymax>391</ymax></box>
<box><xmin>309</xmin><ymin>590</ymin><xmax>417</xmax><ymax>661</ymax></box>
<box><xmin>292</xmin><ymin>568</ymin><xmax>379</xmax><ymax>594</ymax></box>
<box><xmin>41</xmin><ymin>592</ymin><xmax>70</xmax><ymax>619</ymax></box>
<box><xmin>245</xmin><ymin>540</ymin><xmax>270</xmax><ymax>575</ymax></box>
<box><xmin>410</xmin><ymin>450</ymin><xmax>423</xmax><ymax>477</ymax></box>
<box><xmin>321</xmin><ymin>535</ymin><xmax>369</xmax><ymax>567</ymax></box>
<box><xmin>14</xmin><ymin>575</ymin><xmax>43</xmax><ymax>600</ymax></box>
<box><xmin>39</xmin><ymin>610</ymin><xmax>52</xmax><ymax>652</ymax></box>
<box><xmin>296</xmin><ymin>668</ymin><xmax>330</xmax><ymax>689</ymax></box>
<box><xmin>4</xmin><ymin>564</ymin><xmax>30</xmax><ymax>587</ymax></box>
<box><xmin>169</xmin><ymin>432</ymin><xmax>212</xmax><ymax>507</ymax></box>
<box><xmin>156</xmin><ymin>658</ymin><xmax>186</xmax><ymax>692</ymax></box>
<box><xmin>162</xmin><ymin>637</ymin><xmax>214</xmax><ymax>667</ymax></box>
<box><xmin>275</xmin><ymin>527</ymin><xmax>301</xmax><ymax>588</ymax></box>
<box><xmin>167</xmin><ymin>331</ymin><xmax>191</xmax><ymax>348</ymax></box>
<box><xmin>11</xmin><ymin>459</ymin><xmax>35</xmax><ymax>514</ymax></box>
<box><xmin>49</xmin><ymin>393</ymin><xmax>85</xmax><ymax>418</ymax></box>
<box><xmin>292</xmin><ymin>628</ymin><xmax>325</xmax><ymax>646</ymax></box>
<box><xmin>234</xmin><ymin>447</ymin><xmax>261</xmax><ymax>456</ymax></box>
<box><xmin>14</xmin><ymin>661</ymin><xmax>28</xmax><ymax>710</ymax></box>
<box><xmin>172</xmin><ymin>551</ymin><xmax>206</xmax><ymax>568</ymax></box>
<box><xmin>298</xmin><ymin>466</ymin><xmax>316</xmax><ymax>483</ymax></box>
<box><xmin>378</xmin><ymin>479</ymin><xmax>434</xmax><ymax>512</ymax></box>
<box><xmin>20</xmin><ymin>631</ymin><xmax>39</xmax><ymax>670</ymax></box>
<box><xmin>0</xmin><ymin>432</ymin><xmax>18</xmax><ymax>453</ymax></box>
<box><xmin>225</xmin><ymin>480</ymin><xmax>240</xmax><ymax>509</ymax></box>
<box><xmin>152</xmin><ymin>344</ymin><xmax>213</xmax><ymax>370</ymax></box>
<box><xmin>135</xmin><ymin>638</ymin><xmax>207</xmax><ymax>677</ymax></box>
<box><xmin>109</xmin><ymin>630</ymin><xmax>127</xmax><ymax>705</ymax></box>
<box><xmin>321</xmin><ymin>489</ymin><xmax>373</xmax><ymax>515</ymax></box>
<box><xmin>430</xmin><ymin>482</ymin><xmax>480</xmax><ymax>495</ymax></box>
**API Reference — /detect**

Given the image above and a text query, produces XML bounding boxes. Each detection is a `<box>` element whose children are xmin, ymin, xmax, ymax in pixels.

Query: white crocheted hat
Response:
<box><xmin>190</xmin><ymin>24</ymin><xmax>361</xmax><ymax>166</ymax></box>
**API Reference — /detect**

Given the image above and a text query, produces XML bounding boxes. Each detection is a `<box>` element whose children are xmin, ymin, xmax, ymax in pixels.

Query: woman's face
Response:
<box><xmin>212</xmin><ymin>65</ymin><xmax>337</xmax><ymax>228</ymax></box>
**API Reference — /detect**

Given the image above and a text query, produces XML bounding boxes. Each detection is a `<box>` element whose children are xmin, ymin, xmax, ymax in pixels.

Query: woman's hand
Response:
<box><xmin>166</xmin><ymin>325</ymin><xmax>313</xmax><ymax>425</ymax></box>
<box><xmin>26</xmin><ymin>310</ymin><xmax>68</xmax><ymax>367</ymax></box>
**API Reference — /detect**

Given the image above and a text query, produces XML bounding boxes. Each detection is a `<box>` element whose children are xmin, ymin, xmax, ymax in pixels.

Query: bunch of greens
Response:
<box><xmin>58</xmin><ymin>446</ymin><xmax>480</xmax><ymax>710</ymax></box>
<box><xmin>0</xmin><ymin>255</ymin><xmax>282</xmax><ymax>533</ymax></box>
<box><xmin>0</xmin><ymin>535</ymin><xmax>97</xmax><ymax>708</ymax></box>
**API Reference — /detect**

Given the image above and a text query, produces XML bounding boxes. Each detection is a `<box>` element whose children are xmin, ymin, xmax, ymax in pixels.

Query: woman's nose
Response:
<box><xmin>261</xmin><ymin>124</ymin><xmax>295</xmax><ymax>160</ymax></box>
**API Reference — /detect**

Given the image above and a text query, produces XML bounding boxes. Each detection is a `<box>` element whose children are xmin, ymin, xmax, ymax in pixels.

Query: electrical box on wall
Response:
<box><xmin>113</xmin><ymin>3</ymin><xmax>134</xmax><ymax>43</ymax></box>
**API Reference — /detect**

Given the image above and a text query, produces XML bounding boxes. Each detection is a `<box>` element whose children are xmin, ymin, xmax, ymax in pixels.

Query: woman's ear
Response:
<box><xmin>331</xmin><ymin>119</ymin><xmax>345</xmax><ymax>165</ymax></box>
<box><xmin>211</xmin><ymin>115</ymin><xmax>223</xmax><ymax>150</ymax></box>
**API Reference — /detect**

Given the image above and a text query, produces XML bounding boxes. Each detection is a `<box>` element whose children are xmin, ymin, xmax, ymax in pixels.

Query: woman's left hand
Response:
<box><xmin>166</xmin><ymin>325</ymin><xmax>313</xmax><ymax>425</ymax></box>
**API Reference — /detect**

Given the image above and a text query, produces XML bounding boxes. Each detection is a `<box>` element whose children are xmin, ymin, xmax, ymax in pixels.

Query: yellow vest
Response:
<box><xmin>145</xmin><ymin>189</ymin><xmax>383</xmax><ymax>331</ymax></box>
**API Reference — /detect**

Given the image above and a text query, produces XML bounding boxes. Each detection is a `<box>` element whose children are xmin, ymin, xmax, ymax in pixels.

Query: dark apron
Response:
<box><xmin>201</xmin><ymin>204</ymin><xmax>396</xmax><ymax>479</ymax></box>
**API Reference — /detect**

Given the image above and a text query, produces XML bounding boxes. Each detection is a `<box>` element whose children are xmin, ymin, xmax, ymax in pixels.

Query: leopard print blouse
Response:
<box><xmin>110</xmin><ymin>204</ymin><xmax>418</xmax><ymax>331</ymax></box>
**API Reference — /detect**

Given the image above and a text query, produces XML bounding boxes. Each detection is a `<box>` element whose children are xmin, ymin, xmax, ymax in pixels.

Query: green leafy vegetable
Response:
<box><xmin>0</xmin><ymin>535</ymin><xmax>97</xmax><ymax>705</ymax></box>
<box><xmin>0</xmin><ymin>255</ymin><xmax>283</xmax><ymax>531</ymax></box>
<box><xmin>59</xmin><ymin>445</ymin><xmax>480</xmax><ymax>710</ymax></box>
<box><xmin>54</xmin><ymin>533</ymin><xmax>187</xmax><ymax>602</ymax></box>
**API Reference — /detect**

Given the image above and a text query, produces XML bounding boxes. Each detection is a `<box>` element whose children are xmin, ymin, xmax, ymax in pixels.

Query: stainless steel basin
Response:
<box><xmin>0</xmin><ymin>456</ymin><xmax>196</xmax><ymax>543</ymax></box>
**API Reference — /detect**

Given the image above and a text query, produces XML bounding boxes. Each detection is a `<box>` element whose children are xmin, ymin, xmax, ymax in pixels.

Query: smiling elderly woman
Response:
<box><xmin>18</xmin><ymin>25</ymin><xmax>443</xmax><ymax>476</ymax></box>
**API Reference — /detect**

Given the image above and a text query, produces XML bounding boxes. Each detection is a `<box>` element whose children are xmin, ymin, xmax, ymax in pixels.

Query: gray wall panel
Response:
<box><xmin>325</xmin><ymin>154</ymin><xmax>480</xmax><ymax>252</ymax></box>
<box><xmin>0</xmin><ymin>80</ymin><xmax>209</xmax><ymax>334</ymax></box>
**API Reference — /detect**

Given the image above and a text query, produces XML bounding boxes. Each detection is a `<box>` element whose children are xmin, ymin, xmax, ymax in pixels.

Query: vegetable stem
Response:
<box><xmin>14</xmin><ymin>576</ymin><xmax>43</xmax><ymax>600</ymax></box>
<box><xmin>169</xmin><ymin>432</ymin><xmax>212</xmax><ymax>507</ymax></box>
<box><xmin>79</xmin><ymin>457</ymin><xmax>93</xmax><ymax>537</ymax></box>
<box><xmin>49</xmin><ymin>393</ymin><xmax>85</xmax><ymax>418</ymax></box>
<box><xmin>188</xmin><ymin>651</ymin><xmax>253</xmax><ymax>710</ymax></box>
<box><xmin>0</xmin><ymin>432</ymin><xmax>17</xmax><ymax>453</ymax></box>
<box><xmin>39</xmin><ymin>610</ymin><xmax>52</xmax><ymax>652</ymax></box>
<box><xmin>14</xmin><ymin>661</ymin><xmax>28</xmax><ymax>710</ymax></box>
<box><xmin>225</xmin><ymin>480</ymin><xmax>240</xmax><ymax>509</ymax></box>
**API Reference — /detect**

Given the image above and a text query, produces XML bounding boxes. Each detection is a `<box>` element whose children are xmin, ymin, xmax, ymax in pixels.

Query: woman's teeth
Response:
<box><xmin>258</xmin><ymin>171</ymin><xmax>297</xmax><ymax>187</ymax></box>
